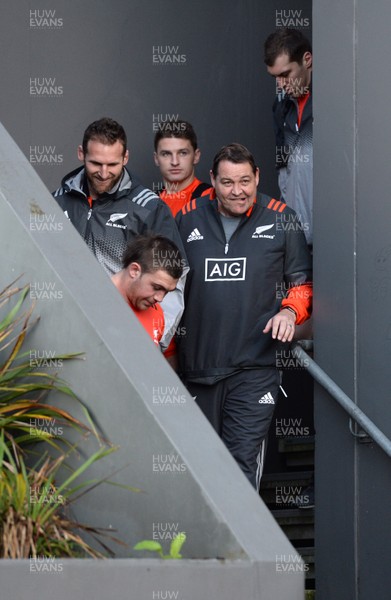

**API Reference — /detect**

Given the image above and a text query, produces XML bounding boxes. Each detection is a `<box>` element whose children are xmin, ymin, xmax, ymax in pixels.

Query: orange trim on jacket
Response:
<box><xmin>160</xmin><ymin>178</ymin><xmax>213</xmax><ymax>217</ymax></box>
<box><xmin>281</xmin><ymin>283</ymin><xmax>312</xmax><ymax>324</ymax></box>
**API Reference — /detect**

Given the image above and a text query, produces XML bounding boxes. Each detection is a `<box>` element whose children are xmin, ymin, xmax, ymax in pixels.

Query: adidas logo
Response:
<box><xmin>187</xmin><ymin>228</ymin><xmax>204</xmax><ymax>242</ymax></box>
<box><xmin>258</xmin><ymin>392</ymin><xmax>275</xmax><ymax>404</ymax></box>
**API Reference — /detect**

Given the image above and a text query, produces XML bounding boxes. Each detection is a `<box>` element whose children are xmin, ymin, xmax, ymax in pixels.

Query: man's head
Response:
<box><xmin>210</xmin><ymin>143</ymin><xmax>259</xmax><ymax>217</ymax></box>
<box><xmin>264</xmin><ymin>28</ymin><xmax>312</xmax><ymax>97</ymax></box>
<box><xmin>78</xmin><ymin>118</ymin><xmax>129</xmax><ymax>199</ymax></box>
<box><xmin>154</xmin><ymin>121</ymin><xmax>200</xmax><ymax>191</ymax></box>
<box><xmin>116</xmin><ymin>235</ymin><xmax>183</xmax><ymax>311</ymax></box>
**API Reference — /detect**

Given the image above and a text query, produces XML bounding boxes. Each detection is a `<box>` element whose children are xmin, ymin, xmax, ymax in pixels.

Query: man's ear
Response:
<box><xmin>303</xmin><ymin>51</ymin><xmax>312</xmax><ymax>69</ymax></box>
<box><xmin>128</xmin><ymin>262</ymin><xmax>142</xmax><ymax>280</ymax></box>
<box><xmin>77</xmin><ymin>145</ymin><xmax>84</xmax><ymax>163</ymax></box>
<box><xmin>153</xmin><ymin>151</ymin><xmax>160</xmax><ymax>167</ymax></box>
<box><xmin>255</xmin><ymin>167</ymin><xmax>260</xmax><ymax>187</ymax></box>
<box><xmin>193</xmin><ymin>148</ymin><xmax>201</xmax><ymax>166</ymax></box>
<box><xmin>209</xmin><ymin>169</ymin><xmax>215</xmax><ymax>187</ymax></box>
<box><xmin>123</xmin><ymin>149</ymin><xmax>129</xmax><ymax>166</ymax></box>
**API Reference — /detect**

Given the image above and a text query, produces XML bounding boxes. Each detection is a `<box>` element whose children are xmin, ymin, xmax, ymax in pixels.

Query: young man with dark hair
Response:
<box><xmin>264</xmin><ymin>28</ymin><xmax>313</xmax><ymax>247</ymax></box>
<box><xmin>53</xmin><ymin>117</ymin><xmax>187</xmax><ymax>350</ymax></box>
<box><xmin>112</xmin><ymin>235</ymin><xmax>183</xmax><ymax>349</ymax></box>
<box><xmin>81</xmin><ymin>118</ymin><xmax>128</xmax><ymax>157</ymax></box>
<box><xmin>176</xmin><ymin>143</ymin><xmax>312</xmax><ymax>489</ymax></box>
<box><xmin>154</xmin><ymin>120</ymin><xmax>212</xmax><ymax>216</ymax></box>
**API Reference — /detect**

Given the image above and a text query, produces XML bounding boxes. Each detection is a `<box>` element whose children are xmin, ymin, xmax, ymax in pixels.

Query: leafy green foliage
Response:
<box><xmin>0</xmin><ymin>280</ymin><xmax>128</xmax><ymax>558</ymax></box>
<box><xmin>134</xmin><ymin>533</ymin><xmax>186</xmax><ymax>559</ymax></box>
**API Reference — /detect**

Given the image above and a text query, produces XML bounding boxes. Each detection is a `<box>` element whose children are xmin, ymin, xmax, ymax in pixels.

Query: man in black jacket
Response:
<box><xmin>176</xmin><ymin>143</ymin><xmax>312</xmax><ymax>489</ymax></box>
<box><xmin>264</xmin><ymin>28</ymin><xmax>313</xmax><ymax>248</ymax></box>
<box><xmin>53</xmin><ymin>117</ymin><xmax>186</xmax><ymax>350</ymax></box>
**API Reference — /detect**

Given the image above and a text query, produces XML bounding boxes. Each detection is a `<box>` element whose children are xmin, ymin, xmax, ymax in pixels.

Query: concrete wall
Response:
<box><xmin>314</xmin><ymin>1</ymin><xmax>391</xmax><ymax>598</ymax></box>
<box><xmin>1</xmin><ymin>559</ymin><xmax>303</xmax><ymax>600</ymax></box>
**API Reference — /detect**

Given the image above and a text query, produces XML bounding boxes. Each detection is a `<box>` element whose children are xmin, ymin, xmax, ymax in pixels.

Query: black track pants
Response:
<box><xmin>185</xmin><ymin>369</ymin><xmax>280</xmax><ymax>490</ymax></box>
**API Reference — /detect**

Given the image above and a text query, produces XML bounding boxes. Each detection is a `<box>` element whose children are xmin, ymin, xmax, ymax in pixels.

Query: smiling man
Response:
<box><xmin>264</xmin><ymin>28</ymin><xmax>313</xmax><ymax>247</ymax></box>
<box><xmin>53</xmin><ymin>117</ymin><xmax>187</xmax><ymax>350</ymax></box>
<box><xmin>111</xmin><ymin>235</ymin><xmax>183</xmax><ymax>349</ymax></box>
<box><xmin>176</xmin><ymin>143</ymin><xmax>312</xmax><ymax>490</ymax></box>
<box><xmin>154</xmin><ymin>121</ymin><xmax>212</xmax><ymax>216</ymax></box>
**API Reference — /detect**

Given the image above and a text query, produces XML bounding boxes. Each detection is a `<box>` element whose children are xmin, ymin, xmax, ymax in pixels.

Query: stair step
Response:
<box><xmin>261</xmin><ymin>470</ymin><xmax>313</xmax><ymax>486</ymax></box>
<box><xmin>272</xmin><ymin>508</ymin><xmax>314</xmax><ymax>522</ymax></box>
<box><xmin>271</xmin><ymin>508</ymin><xmax>314</xmax><ymax>541</ymax></box>
<box><xmin>297</xmin><ymin>547</ymin><xmax>315</xmax><ymax>580</ymax></box>
<box><xmin>276</xmin><ymin>524</ymin><xmax>314</xmax><ymax>542</ymax></box>
<box><xmin>285</xmin><ymin>452</ymin><xmax>314</xmax><ymax>467</ymax></box>
<box><xmin>278</xmin><ymin>436</ymin><xmax>315</xmax><ymax>454</ymax></box>
<box><xmin>298</xmin><ymin>546</ymin><xmax>315</xmax><ymax>564</ymax></box>
<box><xmin>275</xmin><ymin>546</ymin><xmax>315</xmax><ymax>580</ymax></box>
<box><xmin>260</xmin><ymin>471</ymin><xmax>313</xmax><ymax>505</ymax></box>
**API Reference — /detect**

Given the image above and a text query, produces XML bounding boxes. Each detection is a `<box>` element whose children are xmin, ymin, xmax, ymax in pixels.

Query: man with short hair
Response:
<box><xmin>154</xmin><ymin>120</ymin><xmax>212</xmax><ymax>216</ymax></box>
<box><xmin>111</xmin><ymin>235</ymin><xmax>183</xmax><ymax>350</ymax></box>
<box><xmin>264</xmin><ymin>28</ymin><xmax>313</xmax><ymax>247</ymax></box>
<box><xmin>53</xmin><ymin>117</ymin><xmax>187</xmax><ymax>349</ymax></box>
<box><xmin>176</xmin><ymin>143</ymin><xmax>312</xmax><ymax>489</ymax></box>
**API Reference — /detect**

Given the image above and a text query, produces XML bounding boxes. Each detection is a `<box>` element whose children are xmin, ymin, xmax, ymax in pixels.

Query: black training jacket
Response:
<box><xmin>175</xmin><ymin>194</ymin><xmax>312</xmax><ymax>384</ymax></box>
<box><xmin>53</xmin><ymin>166</ymin><xmax>187</xmax><ymax>349</ymax></box>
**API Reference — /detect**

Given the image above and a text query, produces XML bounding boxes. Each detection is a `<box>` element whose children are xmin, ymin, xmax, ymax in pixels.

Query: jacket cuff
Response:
<box><xmin>281</xmin><ymin>283</ymin><xmax>312</xmax><ymax>325</ymax></box>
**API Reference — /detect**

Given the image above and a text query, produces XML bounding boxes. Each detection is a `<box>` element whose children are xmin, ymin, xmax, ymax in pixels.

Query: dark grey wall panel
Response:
<box><xmin>313</xmin><ymin>3</ymin><xmax>357</xmax><ymax>594</ymax></box>
<box><xmin>355</xmin><ymin>1</ymin><xmax>391</xmax><ymax>597</ymax></box>
<box><xmin>1</xmin><ymin>0</ymin><xmax>310</xmax><ymax>197</ymax></box>
<box><xmin>314</xmin><ymin>0</ymin><xmax>391</xmax><ymax>598</ymax></box>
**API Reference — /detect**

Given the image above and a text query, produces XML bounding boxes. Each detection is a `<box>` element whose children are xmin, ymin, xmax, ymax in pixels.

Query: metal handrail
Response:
<box><xmin>292</xmin><ymin>340</ymin><xmax>391</xmax><ymax>459</ymax></box>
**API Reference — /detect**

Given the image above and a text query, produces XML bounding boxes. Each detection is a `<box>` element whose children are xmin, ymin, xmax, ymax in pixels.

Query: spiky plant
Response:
<box><xmin>0</xmin><ymin>280</ymin><xmax>96</xmax><ymax>460</ymax></box>
<box><xmin>0</xmin><ymin>279</ymin><xmax>130</xmax><ymax>558</ymax></box>
<box><xmin>0</xmin><ymin>430</ymin><xmax>123</xmax><ymax>558</ymax></box>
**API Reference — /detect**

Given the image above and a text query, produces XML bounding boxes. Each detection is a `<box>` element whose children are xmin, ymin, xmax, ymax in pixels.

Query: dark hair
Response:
<box><xmin>122</xmin><ymin>234</ymin><xmax>183</xmax><ymax>280</ymax></box>
<box><xmin>154</xmin><ymin>120</ymin><xmax>198</xmax><ymax>152</ymax></box>
<box><xmin>264</xmin><ymin>28</ymin><xmax>312</xmax><ymax>66</ymax></box>
<box><xmin>211</xmin><ymin>143</ymin><xmax>258</xmax><ymax>177</ymax></box>
<box><xmin>82</xmin><ymin>117</ymin><xmax>127</xmax><ymax>155</ymax></box>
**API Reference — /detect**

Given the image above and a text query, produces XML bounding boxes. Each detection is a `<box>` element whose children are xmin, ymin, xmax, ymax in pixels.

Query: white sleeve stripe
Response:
<box><xmin>132</xmin><ymin>189</ymin><xmax>158</xmax><ymax>206</ymax></box>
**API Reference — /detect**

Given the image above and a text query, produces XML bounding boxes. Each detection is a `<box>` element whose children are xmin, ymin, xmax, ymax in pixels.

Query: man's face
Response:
<box><xmin>211</xmin><ymin>160</ymin><xmax>259</xmax><ymax>217</ymax></box>
<box><xmin>154</xmin><ymin>138</ymin><xmax>200</xmax><ymax>190</ymax></box>
<box><xmin>267</xmin><ymin>51</ymin><xmax>312</xmax><ymax>98</ymax></box>
<box><xmin>127</xmin><ymin>264</ymin><xmax>177</xmax><ymax>311</ymax></box>
<box><xmin>78</xmin><ymin>139</ymin><xmax>129</xmax><ymax>198</ymax></box>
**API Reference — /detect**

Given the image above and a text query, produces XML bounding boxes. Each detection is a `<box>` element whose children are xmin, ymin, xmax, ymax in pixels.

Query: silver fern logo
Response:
<box><xmin>105</xmin><ymin>213</ymin><xmax>128</xmax><ymax>229</ymax></box>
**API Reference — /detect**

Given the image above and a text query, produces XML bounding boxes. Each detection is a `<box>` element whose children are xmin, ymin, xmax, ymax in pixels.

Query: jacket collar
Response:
<box><xmin>211</xmin><ymin>195</ymin><xmax>257</xmax><ymax>219</ymax></box>
<box><xmin>61</xmin><ymin>166</ymin><xmax>134</xmax><ymax>198</ymax></box>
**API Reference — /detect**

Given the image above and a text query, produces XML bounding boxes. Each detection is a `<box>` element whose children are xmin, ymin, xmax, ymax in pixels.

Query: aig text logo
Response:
<box><xmin>205</xmin><ymin>257</ymin><xmax>246</xmax><ymax>282</ymax></box>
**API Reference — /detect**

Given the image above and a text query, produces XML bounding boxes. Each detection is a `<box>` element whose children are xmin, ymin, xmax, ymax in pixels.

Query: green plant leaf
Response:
<box><xmin>134</xmin><ymin>540</ymin><xmax>163</xmax><ymax>553</ymax></box>
<box><xmin>0</xmin><ymin>284</ymin><xmax>29</xmax><ymax>333</ymax></box>
<box><xmin>0</xmin><ymin>281</ymin><xmax>134</xmax><ymax>559</ymax></box>
<box><xmin>39</xmin><ymin>446</ymin><xmax>117</xmax><ymax>522</ymax></box>
<box><xmin>169</xmin><ymin>532</ymin><xmax>186</xmax><ymax>559</ymax></box>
